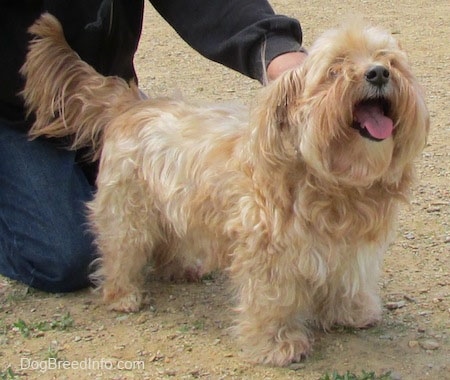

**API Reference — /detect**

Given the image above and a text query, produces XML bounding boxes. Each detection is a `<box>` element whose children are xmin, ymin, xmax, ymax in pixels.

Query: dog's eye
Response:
<box><xmin>327</xmin><ymin>65</ymin><xmax>341</xmax><ymax>79</ymax></box>
<box><xmin>374</xmin><ymin>50</ymin><xmax>398</xmax><ymax>63</ymax></box>
<box><xmin>327</xmin><ymin>57</ymin><xmax>346</xmax><ymax>79</ymax></box>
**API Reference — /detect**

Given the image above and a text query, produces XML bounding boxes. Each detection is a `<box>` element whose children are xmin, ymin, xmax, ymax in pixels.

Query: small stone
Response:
<box><xmin>150</xmin><ymin>350</ymin><xmax>164</xmax><ymax>361</ymax></box>
<box><xmin>408</xmin><ymin>340</ymin><xmax>419</xmax><ymax>348</ymax></box>
<box><xmin>289</xmin><ymin>362</ymin><xmax>305</xmax><ymax>371</ymax></box>
<box><xmin>419</xmin><ymin>340</ymin><xmax>440</xmax><ymax>350</ymax></box>
<box><xmin>404</xmin><ymin>232</ymin><xmax>415</xmax><ymax>240</ymax></box>
<box><xmin>190</xmin><ymin>370</ymin><xmax>201</xmax><ymax>378</ymax></box>
<box><xmin>386</xmin><ymin>301</ymin><xmax>406</xmax><ymax>310</ymax></box>
<box><xmin>136</xmin><ymin>314</ymin><xmax>148</xmax><ymax>324</ymax></box>
<box><xmin>403</xmin><ymin>295</ymin><xmax>416</xmax><ymax>302</ymax></box>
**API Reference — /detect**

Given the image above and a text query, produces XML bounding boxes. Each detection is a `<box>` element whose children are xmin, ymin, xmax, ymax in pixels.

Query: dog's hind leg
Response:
<box><xmin>89</xmin><ymin>174</ymin><xmax>160</xmax><ymax>313</ymax></box>
<box><xmin>153</xmin><ymin>248</ymin><xmax>203</xmax><ymax>283</ymax></box>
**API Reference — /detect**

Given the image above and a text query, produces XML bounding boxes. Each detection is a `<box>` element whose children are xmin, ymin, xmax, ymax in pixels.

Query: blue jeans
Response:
<box><xmin>0</xmin><ymin>120</ymin><xmax>95</xmax><ymax>292</ymax></box>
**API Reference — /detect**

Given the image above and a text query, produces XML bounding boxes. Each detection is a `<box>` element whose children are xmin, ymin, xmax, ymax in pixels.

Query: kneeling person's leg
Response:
<box><xmin>0</xmin><ymin>122</ymin><xmax>95</xmax><ymax>292</ymax></box>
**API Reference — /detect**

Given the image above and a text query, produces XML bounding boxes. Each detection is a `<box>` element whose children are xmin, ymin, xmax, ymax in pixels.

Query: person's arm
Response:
<box><xmin>150</xmin><ymin>0</ymin><xmax>304</xmax><ymax>82</ymax></box>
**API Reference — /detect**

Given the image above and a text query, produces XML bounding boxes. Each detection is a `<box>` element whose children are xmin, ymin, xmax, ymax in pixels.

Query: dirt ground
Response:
<box><xmin>1</xmin><ymin>1</ymin><xmax>449</xmax><ymax>379</ymax></box>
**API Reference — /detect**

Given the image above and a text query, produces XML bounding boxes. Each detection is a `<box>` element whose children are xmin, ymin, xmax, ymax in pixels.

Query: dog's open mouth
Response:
<box><xmin>352</xmin><ymin>98</ymin><xmax>394</xmax><ymax>141</ymax></box>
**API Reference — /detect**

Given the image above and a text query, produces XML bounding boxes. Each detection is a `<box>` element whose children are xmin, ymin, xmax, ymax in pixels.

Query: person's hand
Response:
<box><xmin>266</xmin><ymin>51</ymin><xmax>307</xmax><ymax>82</ymax></box>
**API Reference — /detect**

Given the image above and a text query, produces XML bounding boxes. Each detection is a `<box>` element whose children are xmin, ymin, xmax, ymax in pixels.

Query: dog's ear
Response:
<box><xmin>251</xmin><ymin>68</ymin><xmax>303</xmax><ymax>166</ymax></box>
<box><xmin>266</xmin><ymin>68</ymin><xmax>303</xmax><ymax>130</ymax></box>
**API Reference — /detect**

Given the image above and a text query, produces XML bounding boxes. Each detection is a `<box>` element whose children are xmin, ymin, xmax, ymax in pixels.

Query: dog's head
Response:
<box><xmin>254</xmin><ymin>21</ymin><xmax>429</xmax><ymax>188</ymax></box>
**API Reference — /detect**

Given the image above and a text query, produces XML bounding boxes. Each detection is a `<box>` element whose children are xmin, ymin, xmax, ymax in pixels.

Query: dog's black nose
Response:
<box><xmin>365</xmin><ymin>65</ymin><xmax>390</xmax><ymax>87</ymax></box>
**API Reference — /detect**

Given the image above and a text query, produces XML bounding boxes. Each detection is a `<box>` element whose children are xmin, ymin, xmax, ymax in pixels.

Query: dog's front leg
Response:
<box><xmin>230</xmin><ymin>253</ymin><xmax>311</xmax><ymax>366</ymax></box>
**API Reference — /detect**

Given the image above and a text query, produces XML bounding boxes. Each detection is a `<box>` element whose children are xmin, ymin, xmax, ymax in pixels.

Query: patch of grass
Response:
<box><xmin>178</xmin><ymin>324</ymin><xmax>190</xmax><ymax>333</ymax></box>
<box><xmin>12</xmin><ymin>312</ymin><xmax>74</xmax><ymax>338</ymax></box>
<box><xmin>192</xmin><ymin>319</ymin><xmax>205</xmax><ymax>330</ymax></box>
<box><xmin>47</xmin><ymin>312</ymin><xmax>74</xmax><ymax>330</ymax></box>
<box><xmin>320</xmin><ymin>370</ymin><xmax>393</xmax><ymax>380</ymax></box>
<box><xmin>12</xmin><ymin>319</ymin><xmax>31</xmax><ymax>338</ymax></box>
<box><xmin>178</xmin><ymin>319</ymin><xmax>206</xmax><ymax>333</ymax></box>
<box><xmin>45</xmin><ymin>345</ymin><xmax>61</xmax><ymax>361</ymax></box>
<box><xmin>0</xmin><ymin>367</ymin><xmax>19</xmax><ymax>380</ymax></box>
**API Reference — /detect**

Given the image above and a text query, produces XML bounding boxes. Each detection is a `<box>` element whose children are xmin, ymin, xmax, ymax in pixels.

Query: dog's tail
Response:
<box><xmin>21</xmin><ymin>13</ymin><xmax>140</xmax><ymax>157</ymax></box>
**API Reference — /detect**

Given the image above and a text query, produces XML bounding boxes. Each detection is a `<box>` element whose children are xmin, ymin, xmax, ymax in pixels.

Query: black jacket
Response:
<box><xmin>0</xmin><ymin>0</ymin><xmax>302</xmax><ymax>129</ymax></box>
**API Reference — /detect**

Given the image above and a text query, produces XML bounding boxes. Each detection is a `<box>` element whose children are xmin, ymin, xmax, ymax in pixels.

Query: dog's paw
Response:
<box><xmin>104</xmin><ymin>290</ymin><xmax>143</xmax><ymax>313</ymax></box>
<box><xmin>239</xmin><ymin>326</ymin><xmax>311</xmax><ymax>367</ymax></box>
<box><xmin>158</xmin><ymin>261</ymin><xmax>204</xmax><ymax>283</ymax></box>
<box><xmin>353</xmin><ymin>313</ymin><xmax>382</xmax><ymax>329</ymax></box>
<box><xmin>248</xmin><ymin>337</ymin><xmax>311</xmax><ymax>367</ymax></box>
<box><xmin>342</xmin><ymin>301</ymin><xmax>382</xmax><ymax>330</ymax></box>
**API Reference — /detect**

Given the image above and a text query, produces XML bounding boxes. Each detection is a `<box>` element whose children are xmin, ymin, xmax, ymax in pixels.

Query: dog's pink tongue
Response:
<box><xmin>354</xmin><ymin>103</ymin><xmax>393</xmax><ymax>139</ymax></box>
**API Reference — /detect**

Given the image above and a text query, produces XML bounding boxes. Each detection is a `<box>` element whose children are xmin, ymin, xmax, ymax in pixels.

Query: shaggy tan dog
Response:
<box><xmin>22</xmin><ymin>14</ymin><xmax>429</xmax><ymax>366</ymax></box>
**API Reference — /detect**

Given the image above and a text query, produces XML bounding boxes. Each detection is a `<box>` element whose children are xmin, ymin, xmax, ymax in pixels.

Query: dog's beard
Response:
<box><xmin>296</xmin><ymin>92</ymin><xmax>397</xmax><ymax>187</ymax></box>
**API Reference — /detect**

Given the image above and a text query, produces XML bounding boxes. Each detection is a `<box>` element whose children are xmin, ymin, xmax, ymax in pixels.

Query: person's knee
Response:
<box><xmin>35</xmin><ymin>248</ymin><xmax>94</xmax><ymax>292</ymax></box>
<box><xmin>0</xmin><ymin>231</ymin><xmax>95</xmax><ymax>293</ymax></box>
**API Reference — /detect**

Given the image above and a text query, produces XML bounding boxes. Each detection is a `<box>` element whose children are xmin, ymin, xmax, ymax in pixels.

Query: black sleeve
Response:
<box><xmin>149</xmin><ymin>0</ymin><xmax>302</xmax><ymax>82</ymax></box>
